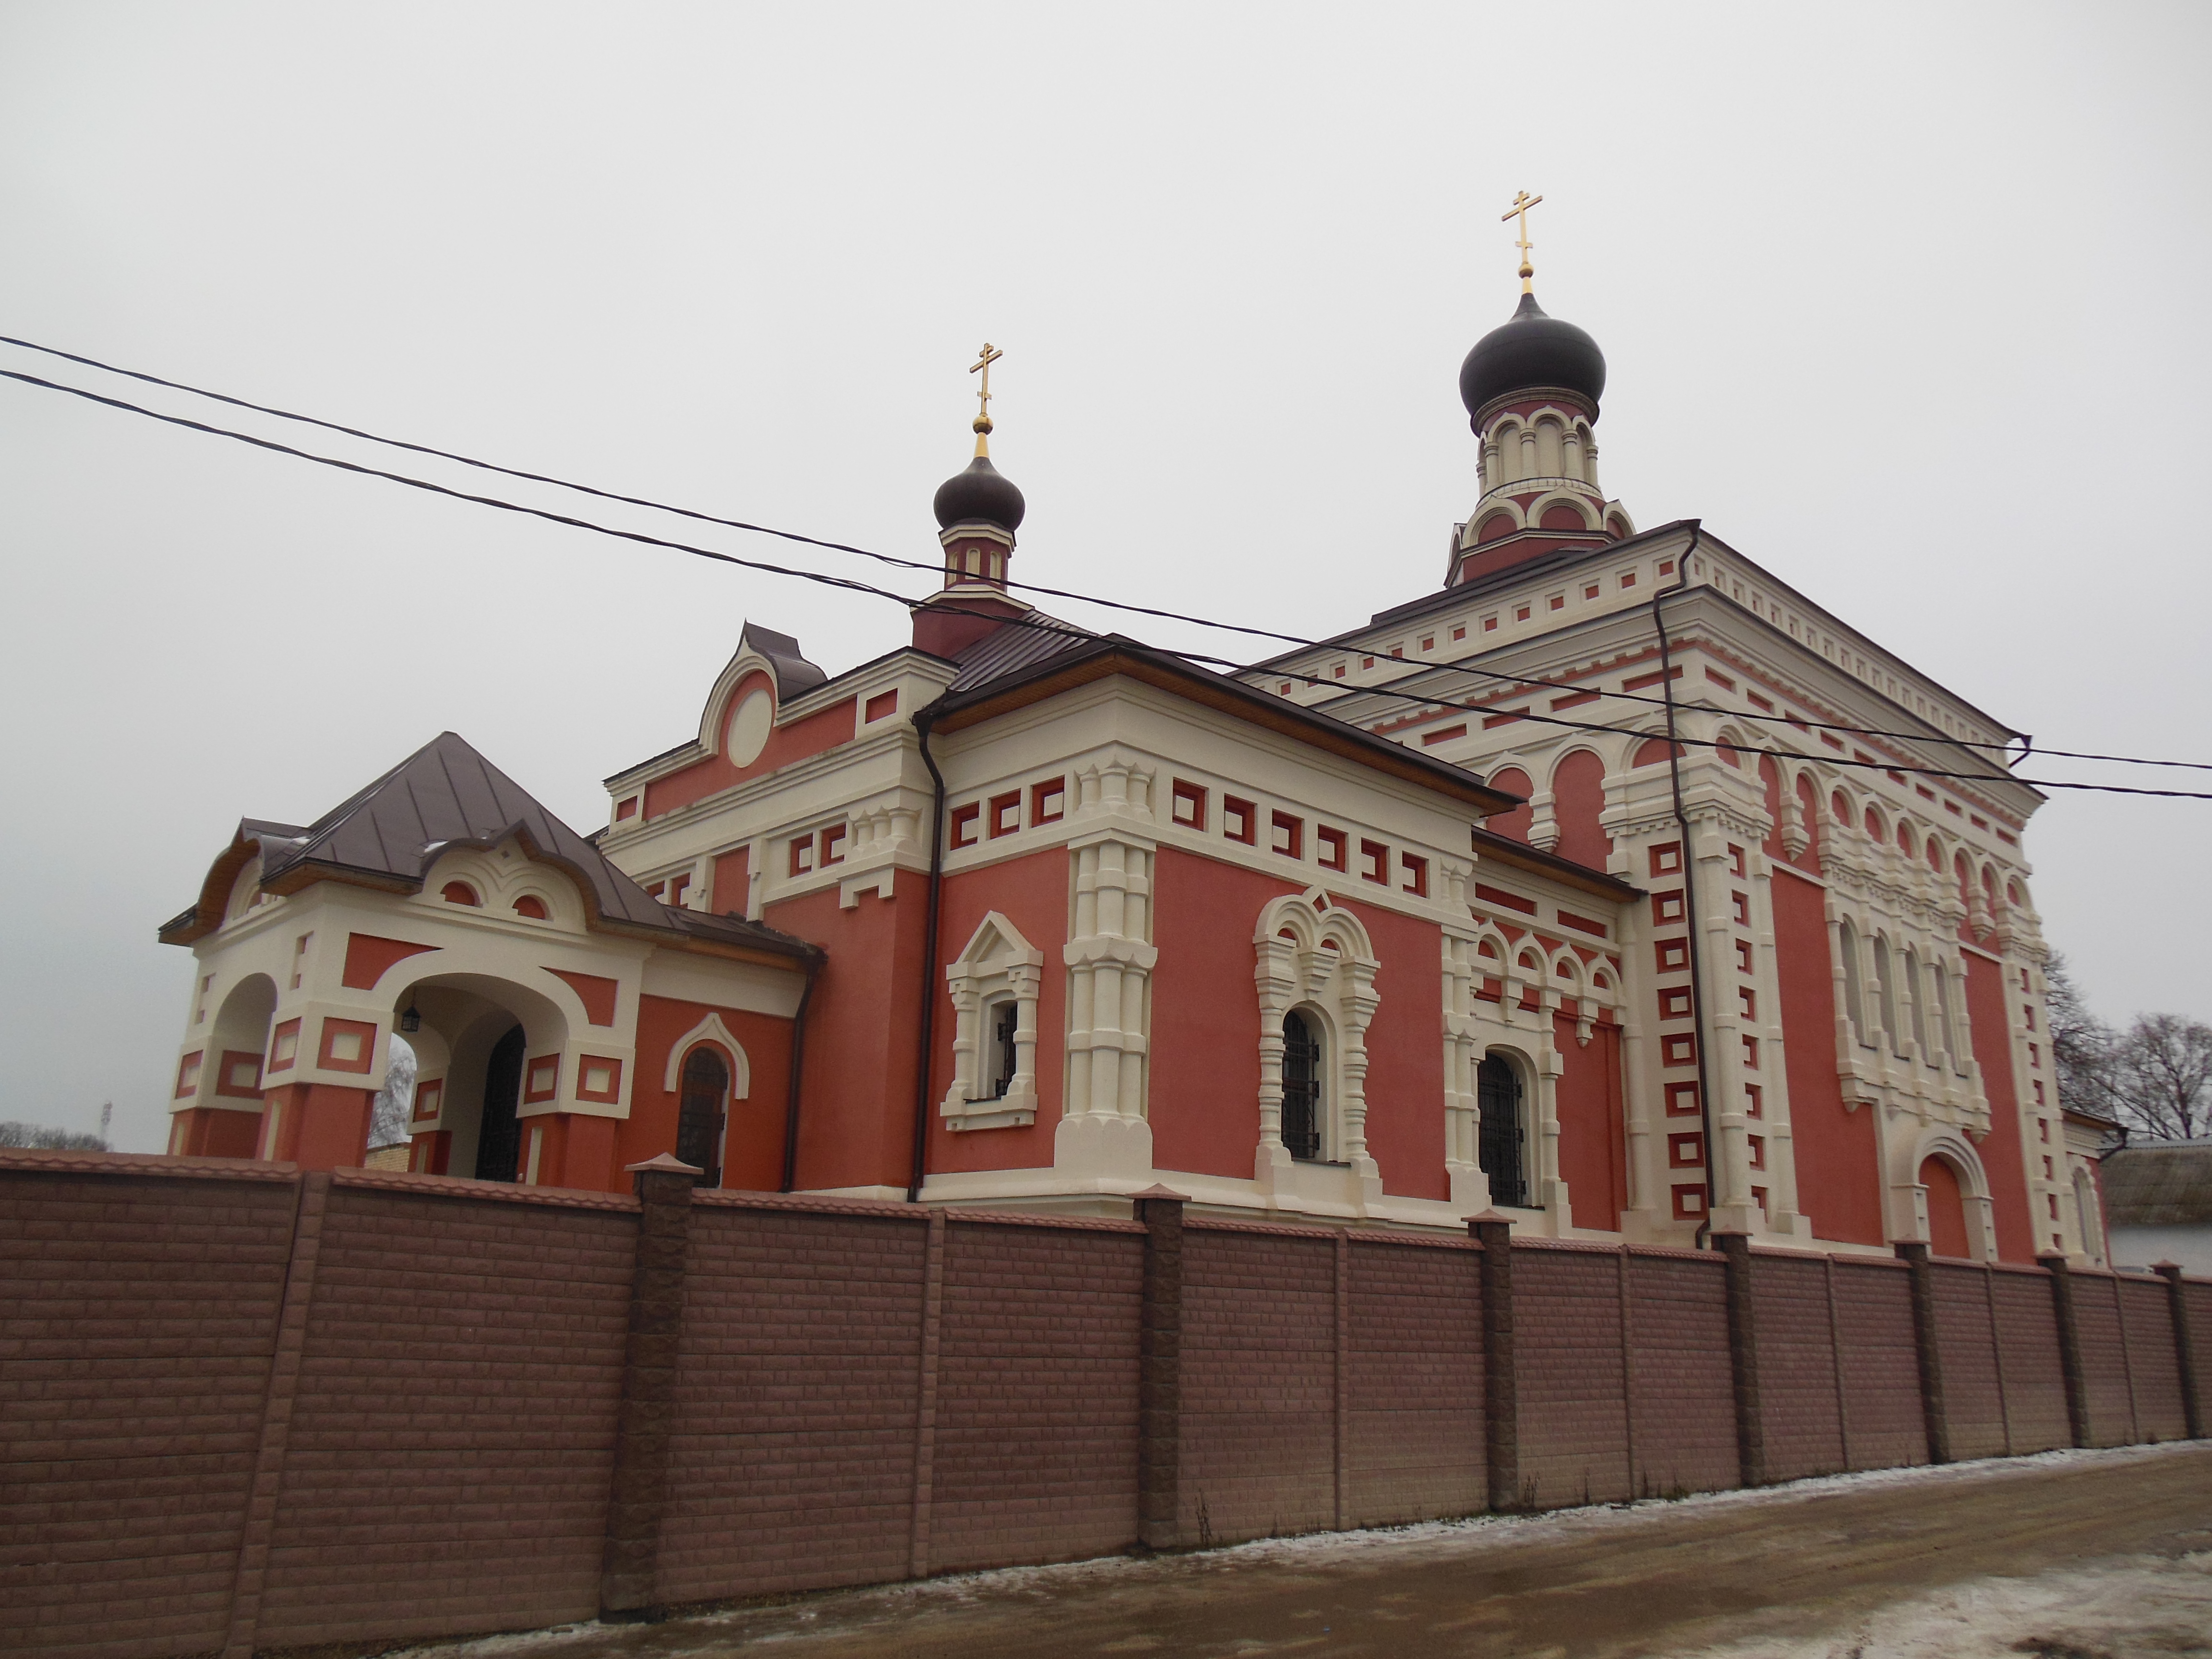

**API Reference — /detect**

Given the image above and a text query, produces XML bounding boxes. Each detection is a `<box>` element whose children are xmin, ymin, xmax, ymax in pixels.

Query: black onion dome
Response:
<box><xmin>932</xmin><ymin>452</ymin><xmax>1026</xmax><ymax>533</ymax></box>
<box><xmin>1458</xmin><ymin>291</ymin><xmax>1607</xmax><ymax>421</ymax></box>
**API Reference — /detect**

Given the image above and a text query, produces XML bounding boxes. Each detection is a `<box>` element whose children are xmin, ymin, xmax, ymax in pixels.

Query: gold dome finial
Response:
<box><xmin>1502</xmin><ymin>191</ymin><xmax>1543</xmax><ymax>293</ymax></box>
<box><xmin>969</xmin><ymin>341</ymin><xmax>1003</xmax><ymax>455</ymax></box>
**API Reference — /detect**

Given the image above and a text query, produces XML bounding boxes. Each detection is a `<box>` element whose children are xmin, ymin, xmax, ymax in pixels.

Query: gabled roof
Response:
<box><xmin>2101</xmin><ymin>1141</ymin><xmax>2212</xmax><ymax>1228</ymax></box>
<box><xmin>926</xmin><ymin>627</ymin><xmax>1642</xmax><ymax>904</ymax></box>
<box><xmin>160</xmin><ymin>731</ymin><xmax>815</xmax><ymax>963</ymax></box>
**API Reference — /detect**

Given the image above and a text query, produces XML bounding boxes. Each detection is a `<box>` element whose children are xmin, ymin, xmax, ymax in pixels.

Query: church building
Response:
<box><xmin>160</xmin><ymin>216</ymin><xmax>2096</xmax><ymax>1263</ymax></box>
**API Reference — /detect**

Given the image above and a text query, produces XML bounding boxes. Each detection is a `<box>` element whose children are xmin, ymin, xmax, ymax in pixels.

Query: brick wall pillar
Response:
<box><xmin>2038</xmin><ymin>1250</ymin><xmax>2091</xmax><ymax>1449</ymax></box>
<box><xmin>1895</xmin><ymin>1241</ymin><xmax>1950</xmax><ymax>1465</ymax></box>
<box><xmin>1715</xmin><ymin>1232</ymin><xmax>1766</xmax><ymax>1488</ymax></box>
<box><xmin>1134</xmin><ymin>1187</ymin><xmax>1186</xmax><ymax>1551</ymax></box>
<box><xmin>1470</xmin><ymin>1213</ymin><xmax>1518</xmax><ymax>1512</ymax></box>
<box><xmin>220</xmin><ymin>1171</ymin><xmax>329</xmax><ymax>1659</ymax></box>
<box><xmin>2152</xmin><ymin>1262</ymin><xmax>2202</xmax><ymax>1441</ymax></box>
<box><xmin>600</xmin><ymin>1154</ymin><xmax>701</xmax><ymax>1621</ymax></box>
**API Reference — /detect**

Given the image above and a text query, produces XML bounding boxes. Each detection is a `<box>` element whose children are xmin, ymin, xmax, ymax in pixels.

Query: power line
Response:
<box><xmin>6</xmin><ymin>361</ymin><xmax>2209</xmax><ymax>805</ymax></box>
<box><xmin>6</xmin><ymin>330</ymin><xmax>2204</xmax><ymax>776</ymax></box>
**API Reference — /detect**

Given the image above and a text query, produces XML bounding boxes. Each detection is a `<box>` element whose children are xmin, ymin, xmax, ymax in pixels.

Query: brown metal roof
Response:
<box><xmin>160</xmin><ymin>731</ymin><xmax>814</xmax><ymax>964</ymax></box>
<box><xmin>2101</xmin><ymin>1142</ymin><xmax>2212</xmax><ymax>1228</ymax></box>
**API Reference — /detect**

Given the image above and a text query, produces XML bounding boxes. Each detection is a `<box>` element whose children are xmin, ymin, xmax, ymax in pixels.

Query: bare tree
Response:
<box><xmin>0</xmin><ymin>1121</ymin><xmax>109</xmax><ymax>1150</ymax></box>
<box><xmin>2105</xmin><ymin>1013</ymin><xmax>2212</xmax><ymax>1142</ymax></box>
<box><xmin>2044</xmin><ymin>954</ymin><xmax>2117</xmax><ymax>1119</ymax></box>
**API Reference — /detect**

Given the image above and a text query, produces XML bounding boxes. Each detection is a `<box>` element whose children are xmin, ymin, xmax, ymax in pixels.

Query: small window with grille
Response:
<box><xmin>1281</xmin><ymin>1010</ymin><xmax>1323</xmax><ymax>1161</ymax></box>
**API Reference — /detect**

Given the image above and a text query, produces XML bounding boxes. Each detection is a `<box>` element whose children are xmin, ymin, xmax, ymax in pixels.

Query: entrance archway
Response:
<box><xmin>475</xmin><ymin>1026</ymin><xmax>526</xmax><ymax>1182</ymax></box>
<box><xmin>1478</xmin><ymin>1054</ymin><xmax>1528</xmax><ymax>1208</ymax></box>
<box><xmin>676</xmin><ymin>1046</ymin><xmax>728</xmax><ymax>1187</ymax></box>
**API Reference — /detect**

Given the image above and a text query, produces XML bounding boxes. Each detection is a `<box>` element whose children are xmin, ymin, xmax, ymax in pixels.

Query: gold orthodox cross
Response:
<box><xmin>1502</xmin><ymin>191</ymin><xmax>1542</xmax><ymax>291</ymax></box>
<box><xmin>970</xmin><ymin>342</ymin><xmax>1003</xmax><ymax>429</ymax></box>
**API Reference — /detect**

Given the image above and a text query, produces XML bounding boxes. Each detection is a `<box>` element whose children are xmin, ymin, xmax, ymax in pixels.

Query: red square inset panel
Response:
<box><xmin>524</xmin><ymin>1055</ymin><xmax>560</xmax><ymax>1105</ymax></box>
<box><xmin>1665</xmin><ymin>1081</ymin><xmax>1701</xmax><ymax>1116</ymax></box>
<box><xmin>1669</xmin><ymin>1132</ymin><xmax>1705</xmax><ymax>1168</ymax></box>
<box><xmin>1655</xmin><ymin>938</ymin><xmax>1689</xmax><ymax>973</ymax></box>
<box><xmin>576</xmin><ymin>1056</ymin><xmax>623</xmax><ymax>1105</ymax></box>
<box><xmin>318</xmin><ymin>1018</ymin><xmax>378</xmax><ymax>1075</ymax></box>
<box><xmin>1672</xmin><ymin>1183</ymin><xmax>1707</xmax><ymax>1221</ymax></box>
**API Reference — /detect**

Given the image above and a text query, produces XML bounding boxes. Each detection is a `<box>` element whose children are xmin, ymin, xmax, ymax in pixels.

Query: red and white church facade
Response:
<box><xmin>161</xmin><ymin>277</ymin><xmax>2101</xmax><ymax>1263</ymax></box>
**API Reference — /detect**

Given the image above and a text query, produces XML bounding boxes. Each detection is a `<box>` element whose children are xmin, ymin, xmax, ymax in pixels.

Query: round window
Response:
<box><xmin>727</xmin><ymin>688</ymin><xmax>773</xmax><ymax>767</ymax></box>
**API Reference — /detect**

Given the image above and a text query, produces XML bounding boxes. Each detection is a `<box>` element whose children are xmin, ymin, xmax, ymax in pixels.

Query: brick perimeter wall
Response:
<box><xmin>1749</xmin><ymin>1255</ymin><xmax>1847</xmax><ymax>1481</ymax></box>
<box><xmin>1</xmin><ymin>1169</ymin><xmax>298</xmax><ymax>1659</ymax></box>
<box><xmin>928</xmin><ymin>1219</ymin><xmax>1145</xmax><ymax>1573</ymax></box>
<box><xmin>255</xmin><ymin>1183</ymin><xmax>636</xmax><ymax>1648</ymax></box>
<box><xmin>1828</xmin><ymin>1260</ymin><xmax>1925</xmax><ymax>1470</ymax></box>
<box><xmin>657</xmin><ymin>1204</ymin><xmax>926</xmax><ymax>1602</ymax></box>
<box><xmin>3</xmin><ymin>1154</ymin><xmax>2206</xmax><ymax>1659</ymax></box>
<box><xmin>1624</xmin><ymin>1251</ymin><xmax>1739</xmax><ymax>1497</ymax></box>
<box><xmin>1515</xmin><ymin>1245</ymin><xmax>1633</xmax><ymax>1507</ymax></box>
<box><xmin>1344</xmin><ymin>1238</ymin><xmax>1485</xmax><ymax>1527</ymax></box>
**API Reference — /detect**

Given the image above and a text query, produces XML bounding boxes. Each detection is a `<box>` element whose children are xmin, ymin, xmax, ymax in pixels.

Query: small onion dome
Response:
<box><xmin>1459</xmin><ymin>290</ymin><xmax>1607</xmax><ymax>421</ymax></box>
<box><xmin>932</xmin><ymin>449</ymin><xmax>1026</xmax><ymax>533</ymax></box>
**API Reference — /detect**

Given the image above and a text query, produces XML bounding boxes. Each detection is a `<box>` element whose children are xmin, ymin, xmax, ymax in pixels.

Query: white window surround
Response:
<box><xmin>662</xmin><ymin>1011</ymin><xmax>753</xmax><ymax>1099</ymax></box>
<box><xmin>941</xmin><ymin>911</ymin><xmax>1043</xmax><ymax>1131</ymax></box>
<box><xmin>1253</xmin><ymin>889</ymin><xmax>1379</xmax><ymax>1184</ymax></box>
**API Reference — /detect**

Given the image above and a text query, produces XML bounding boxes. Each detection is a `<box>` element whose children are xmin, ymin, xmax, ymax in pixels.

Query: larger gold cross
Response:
<box><xmin>1501</xmin><ymin>191</ymin><xmax>1543</xmax><ymax>291</ymax></box>
<box><xmin>970</xmin><ymin>342</ymin><xmax>1003</xmax><ymax>422</ymax></box>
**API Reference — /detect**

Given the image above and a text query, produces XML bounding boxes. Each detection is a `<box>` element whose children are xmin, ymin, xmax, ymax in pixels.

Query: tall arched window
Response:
<box><xmin>1904</xmin><ymin>948</ymin><xmax>1929</xmax><ymax>1055</ymax></box>
<box><xmin>1838</xmin><ymin>920</ymin><xmax>1867</xmax><ymax>1044</ymax></box>
<box><xmin>1871</xmin><ymin>936</ymin><xmax>1898</xmax><ymax>1051</ymax></box>
<box><xmin>1281</xmin><ymin>1011</ymin><xmax>1323</xmax><ymax>1161</ymax></box>
<box><xmin>676</xmin><ymin>1046</ymin><xmax>728</xmax><ymax>1188</ymax></box>
<box><xmin>1929</xmin><ymin>960</ymin><xmax>1954</xmax><ymax>1068</ymax></box>
<box><xmin>1477</xmin><ymin>1055</ymin><xmax>1527</xmax><ymax>1208</ymax></box>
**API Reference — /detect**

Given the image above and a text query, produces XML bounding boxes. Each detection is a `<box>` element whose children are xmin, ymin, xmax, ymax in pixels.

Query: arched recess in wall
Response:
<box><xmin>1485</xmin><ymin>768</ymin><xmax>1534</xmax><ymax>842</ymax></box>
<box><xmin>1633</xmin><ymin>735</ymin><xmax>1686</xmax><ymax>767</ymax></box>
<box><xmin>1919</xmin><ymin>1153</ymin><xmax>1975</xmax><ymax>1260</ymax></box>
<box><xmin>1549</xmin><ymin>749</ymin><xmax>1611</xmax><ymax>869</ymax></box>
<box><xmin>1794</xmin><ymin>773</ymin><xmax>1823</xmax><ymax>872</ymax></box>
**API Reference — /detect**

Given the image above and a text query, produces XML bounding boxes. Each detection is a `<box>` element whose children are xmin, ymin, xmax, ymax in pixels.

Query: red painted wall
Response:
<box><xmin>1149</xmin><ymin>849</ymin><xmax>1297</xmax><ymax>1180</ymax></box>
<box><xmin>925</xmin><ymin>848</ymin><xmax>1070</xmax><ymax>1176</ymax></box>
<box><xmin>1550</xmin><ymin>749</ymin><xmax>1612</xmax><ymax>871</ymax></box>
<box><xmin>1551</xmin><ymin>1013</ymin><xmax>1626</xmax><ymax>1229</ymax></box>
<box><xmin>1340</xmin><ymin>896</ymin><xmax>1447</xmax><ymax>1202</ymax></box>
<box><xmin>1963</xmin><ymin>952</ymin><xmax>2038</xmax><ymax>1262</ymax></box>
<box><xmin>1484</xmin><ymin>768</ymin><xmax>1534</xmax><ymax>843</ymax></box>
<box><xmin>644</xmin><ymin>672</ymin><xmax>858</xmax><ymax>820</ymax></box>
<box><xmin>623</xmin><ymin>994</ymin><xmax>797</xmax><ymax>1191</ymax></box>
<box><xmin>767</xmin><ymin>873</ymin><xmax>928</xmax><ymax>1192</ymax></box>
<box><xmin>168</xmin><ymin>1106</ymin><xmax>262</xmax><ymax>1159</ymax></box>
<box><xmin>1771</xmin><ymin>868</ymin><xmax>1886</xmax><ymax>1245</ymax></box>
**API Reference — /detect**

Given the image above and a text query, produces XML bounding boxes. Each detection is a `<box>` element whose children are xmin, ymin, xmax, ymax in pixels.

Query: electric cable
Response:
<box><xmin>6</xmin><ymin>362</ymin><xmax>2209</xmax><ymax>804</ymax></box>
<box><xmin>5</xmin><ymin>330</ymin><xmax>2204</xmax><ymax>776</ymax></box>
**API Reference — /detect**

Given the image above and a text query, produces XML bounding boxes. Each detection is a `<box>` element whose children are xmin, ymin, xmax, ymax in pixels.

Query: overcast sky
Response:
<box><xmin>3</xmin><ymin>3</ymin><xmax>2206</xmax><ymax>1152</ymax></box>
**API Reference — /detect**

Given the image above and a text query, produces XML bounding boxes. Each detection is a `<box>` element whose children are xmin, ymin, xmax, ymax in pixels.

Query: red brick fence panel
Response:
<box><xmin>1929</xmin><ymin>1261</ymin><xmax>2007</xmax><ymax>1460</ymax></box>
<box><xmin>1514</xmin><ymin>1243</ymin><xmax>1633</xmax><ymax>1507</ymax></box>
<box><xmin>1343</xmin><ymin>1236</ymin><xmax>1484</xmax><ymax>1529</ymax></box>
<box><xmin>2071</xmin><ymin>1272</ymin><xmax>2140</xmax><ymax>1447</ymax></box>
<box><xmin>2118</xmin><ymin>1275</ymin><xmax>2189</xmax><ymax>1443</ymax></box>
<box><xmin>1988</xmin><ymin>1265</ymin><xmax>2070</xmax><ymax>1455</ymax></box>
<box><xmin>656</xmin><ymin>1200</ymin><xmax>927</xmax><ymax>1604</ymax></box>
<box><xmin>1827</xmin><ymin>1258</ymin><xmax>1923</xmax><ymax>1471</ymax></box>
<box><xmin>1178</xmin><ymin>1224</ymin><xmax>1337</xmax><ymax>1546</ymax></box>
<box><xmin>927</xmin><ymin>1217</ymin><xmax>1145</xmax><ymax>1574</ymax></box>
<box><xmin>0</xmin><ymin>1159</ymin><xmax>299</xmax><ymax>1659</ymax></box>
<box><xmin>1623</xmin><ymin>1250</ymin><xmax>1737</xmax><ymax>1498</ymax></box>
<box><xmin>1747</xmin><ymin>1254</ymin><xmax>1847</xmax><ymax>1483</ymax></box>
<box><xmin>252</xmin><ymin>1175</ymin><xmax>637</xmax><ymax>1650</ymax></box>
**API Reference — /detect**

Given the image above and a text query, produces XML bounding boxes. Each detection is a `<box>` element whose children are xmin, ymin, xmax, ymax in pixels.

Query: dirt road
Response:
<box><xmin>418</xmin><ymin>1443</ymin><xmax>2212</xmax><ymax>1659</ymax></box>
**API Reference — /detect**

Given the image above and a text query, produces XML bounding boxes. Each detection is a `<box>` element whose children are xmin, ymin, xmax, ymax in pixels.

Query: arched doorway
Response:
<box><xmin>1280</xmin><ymin>1011</ymin><xmax>1322</xmax><ymax>1161</ymax></box>
<box><xmin>1478</xmin><ymin>1055</ymin><xmax>1527</xmax><ymax>1208</ymax></box>
<box><xmin>1920</xmin><ymin>1155</ymin><xmax>1972</xmax><ymax>1259</ymax></box>
<box><xmin>676</xmin><ymin>1047</ymin><xmax>728</xmax><ymax>1187</ymax></box>
<box><xmin>474</xmin><ymin>1025</ymin><xmax>526</xmax><ymax>1183</ymax></box>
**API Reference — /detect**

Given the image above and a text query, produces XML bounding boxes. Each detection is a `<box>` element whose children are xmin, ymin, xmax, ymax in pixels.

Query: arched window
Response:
<box><xmin>1477</xmin><ymin>1054</ymin><xmax>1527</xmax><ymax>1208</ymax></box>
<box><xmin>676</xmin><ymin>1046</ymin><xmax>728</xmax><ymax>1187</ymax></box>
<box><xmin>1871</xmin><ymin>936</ymin><xmax>1898</xmax><ymax>1050</ymax></box>
<box><xmin>1904</xmin><ymin>948</ymin><xmax>1929</xmax><ymax>1054</ymax></box>
<box><xmin>1838</xmin><ymin>920</ymin><xmax>1867</xmax><ymax>1043</ymax></box>
<box><xmin>1924</xmin><ymin>957</ymin><xmax>1951</xmax><ymax>1066</ymax></box>
<box><xmin>1281</xmin><ymin>1011</ymin><xmax>1323</xmax><ymax>1161</ymax></box>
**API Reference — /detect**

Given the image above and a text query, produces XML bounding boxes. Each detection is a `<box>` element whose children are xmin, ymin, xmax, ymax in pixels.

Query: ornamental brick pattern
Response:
<box><xmin>2</xmin><ymin>1150</ymin><xmax>2207</xmax><ymax>1659</ymax></box>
